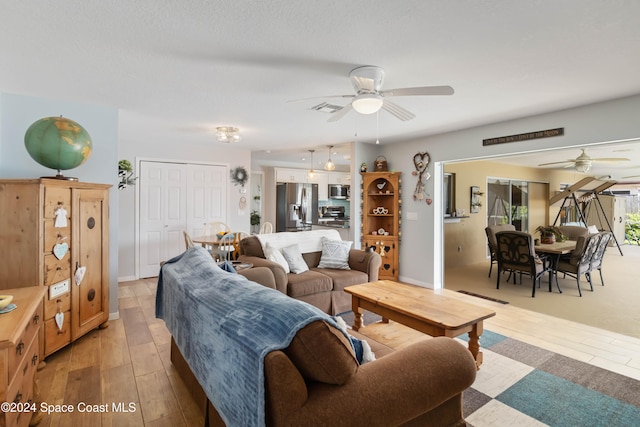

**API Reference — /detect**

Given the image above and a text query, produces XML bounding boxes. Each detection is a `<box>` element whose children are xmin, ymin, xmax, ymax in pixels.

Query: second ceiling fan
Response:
<box><xmin>313</xmin><ymin>66</ymin><xmax>454</xmax><ymax>122</ymax></box>
<box><xmin>538</xmin><ymin>148</ymin><xmax>629</xmax><ymax>173</ymax></box>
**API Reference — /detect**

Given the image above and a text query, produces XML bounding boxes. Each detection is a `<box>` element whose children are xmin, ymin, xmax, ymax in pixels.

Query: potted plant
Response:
<box><xmin>535</xmin><ymin>226</ymin><xmax>566</xmax><ymax>244</ymax></box>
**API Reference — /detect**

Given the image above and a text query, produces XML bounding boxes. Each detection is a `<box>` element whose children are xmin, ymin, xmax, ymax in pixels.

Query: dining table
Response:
<box><xmin>534</xmin><ymin>239</ymin><xmax>577</xmax><ymax>292</ymax></box>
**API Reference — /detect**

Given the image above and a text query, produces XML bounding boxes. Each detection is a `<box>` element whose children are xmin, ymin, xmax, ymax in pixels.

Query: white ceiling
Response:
<box><xmin>2</xmin><ymin>1</ymin><xmax>640</xmax><ymax>176</ymax></box>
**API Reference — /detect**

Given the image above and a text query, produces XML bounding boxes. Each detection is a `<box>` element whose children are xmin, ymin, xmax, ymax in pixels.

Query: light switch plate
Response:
<box><xmin>49</xmin><ymin>279</ymin><xmax>70</xmax><ymax>299</ymax></box>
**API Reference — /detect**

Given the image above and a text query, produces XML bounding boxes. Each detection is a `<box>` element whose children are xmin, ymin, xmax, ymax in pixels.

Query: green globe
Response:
<box><xmin>24</xmin><ymin>117</ymin><xmax>92</xmax><ymax>171</ymax></box>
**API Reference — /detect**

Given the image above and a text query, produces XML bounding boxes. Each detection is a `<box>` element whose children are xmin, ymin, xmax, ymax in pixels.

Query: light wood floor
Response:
<box><xmin>34</xmin><ymin>276</ymin><xmax>640</xmax><ymax>426</ymax></box>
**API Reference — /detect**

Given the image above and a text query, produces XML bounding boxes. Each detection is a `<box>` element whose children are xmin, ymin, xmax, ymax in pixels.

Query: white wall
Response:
<box><xmin>0</xmin><ymin>92</ymin><xmax>120</xmax><ymax>315</ymax></box>
<box><xmin>382</xmin><ymin>94</ymin><xmax>640</xmax><ymax>288</ymax></box>
<box><xmin>117</xmin><ymin>138</ymin><xmax>252</xmax><ymax>280</ymax></box>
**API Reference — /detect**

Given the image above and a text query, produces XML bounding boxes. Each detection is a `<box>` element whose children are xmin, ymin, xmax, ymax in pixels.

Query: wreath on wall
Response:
<box><xmin>230</xmin><ymin>166</ymin><xmax>249</xmax><ymax>187</ymax></box>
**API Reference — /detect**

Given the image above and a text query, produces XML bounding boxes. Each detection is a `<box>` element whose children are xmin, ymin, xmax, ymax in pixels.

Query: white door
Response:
<box><xmin>138</xmin><ymin>161</ymin><xmax>228</xmax><ymax>278</ymax></box>
<box><xmin>139</xmin><ymin>161</ymin><xmax>188</xmax><ymax>278</ymax></box>
<box><xmin>187</xmin><ymin>164</ymin><xmax>227</xmax><ymax>236</ymax></box>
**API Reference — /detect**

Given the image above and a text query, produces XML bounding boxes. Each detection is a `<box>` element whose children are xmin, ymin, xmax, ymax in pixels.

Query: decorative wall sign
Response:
<box><xmin>483</xmin><ymin>127</ymin><xmax>564</xmax><ymax>146</ymax></box>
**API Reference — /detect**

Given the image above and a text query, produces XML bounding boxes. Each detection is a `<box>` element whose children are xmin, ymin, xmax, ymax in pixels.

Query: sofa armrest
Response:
<box><xmin>266</xmin><ymin>337</ymin><xmax>477</xmax><ymax>426</ymax></box>
<box><xmin>238</xmin><ymin>255</ymin><xmax>288</xmax><ymax>294</ymax></box>
<box><xmin>238</xmin><ymin>266</ymin><xmax>277</xmax><ymax>289</ymax></box>
<box><xmin>348</xmin><ymin>249</ymin><xmax>382</xmax><ymax>281</ymax></box>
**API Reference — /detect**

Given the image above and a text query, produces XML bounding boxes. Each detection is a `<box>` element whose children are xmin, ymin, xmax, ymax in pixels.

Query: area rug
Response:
<box><xmin>339</xmin><ymin>313</ymin><xmax>640</xmax><ymax>426</ymax></box>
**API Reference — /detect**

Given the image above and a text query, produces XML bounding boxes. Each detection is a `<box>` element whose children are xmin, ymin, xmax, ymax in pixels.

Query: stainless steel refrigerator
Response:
<box><xmin>276</xmin><ymin>183</ymin><xmax>318</xmax><ymax>232</ymax></box>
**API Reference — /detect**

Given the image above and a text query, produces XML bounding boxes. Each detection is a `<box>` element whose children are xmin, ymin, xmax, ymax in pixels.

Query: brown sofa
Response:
<box><xmin>239</xmin><ymin>230</ymin><xmax>382</xmax><ymax>315</ymax></box>
<box><xmin>172</xmin><ymin>318</ymin><xmax>477</xmax><ymax>427</ymax></box>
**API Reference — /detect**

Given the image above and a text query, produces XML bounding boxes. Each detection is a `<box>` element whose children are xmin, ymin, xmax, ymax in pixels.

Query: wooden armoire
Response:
<box><xmin>0</xmin><ymin>179</ymin><xmax>110</xmax><ymax>358</ymax></box>
<box><xmin>361</xmin><ymin>172</ymin><xmax>401</xmax><ymax>280</ymax></box>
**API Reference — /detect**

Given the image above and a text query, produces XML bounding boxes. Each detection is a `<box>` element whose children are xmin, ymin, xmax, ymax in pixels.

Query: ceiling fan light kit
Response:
<box><xmin>352</xmin><ymin>93</ymin><xmax>384</xmax><ymax>114</ymax></box>
<box><xmin>216</xmin><ymin>126</ymin><xmax>240</xmax><ymax>143</ymax></box>
<box><xmin>324</xmin><ymin>145</ymin><xmax>336</xmax><ymax>171</ymax></box>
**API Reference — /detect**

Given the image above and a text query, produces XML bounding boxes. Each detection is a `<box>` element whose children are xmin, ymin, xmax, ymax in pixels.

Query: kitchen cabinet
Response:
<box><xmin>0</xmin><ymin>179</ymin><xmax>110</xmax><ymax>357</ymax></box>
<box><xmin>275</xmin><ymin>168</ymin><xmax>309</xmax><ymax>183</ymax></box>
<box><xmin>361</xmin><ymin>172</ymin><xmax>401</xmax><ymax>280</ymax></box>
<box><xmin>328</xmin><ymin>172</ymin><xmax>351</xmax><ymax>185</ymax></box>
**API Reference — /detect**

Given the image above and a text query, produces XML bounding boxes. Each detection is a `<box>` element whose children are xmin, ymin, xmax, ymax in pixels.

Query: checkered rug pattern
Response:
<box><xmin>458</xmin><ymin>331</ymin><xmax>640</xmax><ymax>427</ymax></box>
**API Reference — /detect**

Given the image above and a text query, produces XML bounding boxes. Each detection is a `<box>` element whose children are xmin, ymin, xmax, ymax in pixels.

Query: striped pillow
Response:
<box><xmin>317</xmin><ymin>237</ymin><xmax>352</xmax><ymax>270</ymax></box>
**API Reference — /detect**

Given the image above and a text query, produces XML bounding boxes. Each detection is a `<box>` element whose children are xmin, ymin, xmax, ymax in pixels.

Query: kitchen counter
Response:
<box><xmin>317</xmin><ymin>218</ymin><xmax>350</xmax><ymax>228</ymax></box>
<box><xmin>312</xmin><ymin>222</ymin><xmax>352</xmax><ymax>241</ymax></box>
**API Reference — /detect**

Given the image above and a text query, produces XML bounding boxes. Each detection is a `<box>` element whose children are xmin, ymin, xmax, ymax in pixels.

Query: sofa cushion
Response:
<box><xmin>310</xmin><ymin>268</ymin><xmax>369</xmax><ymax>292</ymax></box>
<box><xmin>284</xmin><ymin>320</ymin><xmax>358</xmax><ymax>385</ymax></box>
<box><xmin>317</xmin><ymin>237</ymin><xmax>352</xmax><ymax>270</ymax></box>
<box><xmin>264</xmin><ymin>242</ymin><xmax>290</xmax><ymax>273</ymax></box>
<box><xmin>287</xmin><ymin>270</ymin><xmax>333</xmax><ymax>297</ymax></box>
<box><xmin>281</xmin><ymin>244</ymin><xmax>309</xmax><ymax>274</ymax></box>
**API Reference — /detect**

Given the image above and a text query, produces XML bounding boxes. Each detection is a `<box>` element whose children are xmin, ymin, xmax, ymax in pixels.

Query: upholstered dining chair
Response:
<box><xmin>485</xmin><ymin>224</ymin><xmax>516</xmax><ymax>277</ymax></box>
<box><xmin>589</xmin><ymin>231</ymin><xmax>612</xmax><ymax>286</ymax></box>
<box><xmin>555</xmin><ymin>232</ymin><xmax>603</xmax><ymax>296</ymax></box>
<box><xmin>495</xmin><ymin>230</ymin><xmax>552</xmax><ymax>297</ymax></box>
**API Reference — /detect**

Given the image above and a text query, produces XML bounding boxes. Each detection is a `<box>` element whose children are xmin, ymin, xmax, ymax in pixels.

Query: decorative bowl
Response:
<box><xmin>216</xmin><ymin>232</ymin><xmax>227</xmax><ymax>240</ymax></box>
<box><xmin>0</xmin><ymin>295</ymin><xmax>13</xmax><ymax>310</ymax></box>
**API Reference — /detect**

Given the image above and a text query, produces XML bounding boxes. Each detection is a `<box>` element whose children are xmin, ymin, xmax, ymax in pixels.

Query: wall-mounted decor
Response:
<box><xmin>411</xmin><ymin>151</ymin><xmax>431</xmax><ymax>203</ymax></box>
<box><xmin>470</xmin><ymin>186</ymin><xmax>483</xmax><ymax>213</ymax></box>
<box><xmin>118</xmin><ymin>159</ymin><xmax>138</xmax><ymax>190</ymax></box>
<box><xmin>230</xmin><ymin>166</ymin><xmax>249</xmax><ymax>187</ymax></box>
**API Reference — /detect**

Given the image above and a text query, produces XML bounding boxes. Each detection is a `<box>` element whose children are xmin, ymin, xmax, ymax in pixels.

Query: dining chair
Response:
<box><xmin>204</xmin><ymin>221</ymin><xmax>231</xmax><ymax>237</ymax></box>
<box><xmin>555</xmin><ymin>232</ymin><xmax>602</xmax><ymax>296</ymax></box>
<box><xmin>259</xmin><ymin>221</ymin><xmax>274</xmax><ymax>234</ymax></box>
<box><xmin>485</xmin><ymin>224</ymin><xmax>516</xmax><ymax>277</ymax></box>
<box><xmin>216</xmin><ymin>231</ymin><xmax>250</xmax><ymax>261</ymax></box>
<box><xmin>495</xmin><ymin>230</ymin><xmax>552</xmax><ymax>297</ymax></box>
<box><xmin>587</xmin><ymin>231</ymin><xmax>612</xmax><ymax>287</ymax></box>
<box><xmin>183</xmin><ymin>231</ymin><xmax>194</xmax><ymax>249</ymax></box>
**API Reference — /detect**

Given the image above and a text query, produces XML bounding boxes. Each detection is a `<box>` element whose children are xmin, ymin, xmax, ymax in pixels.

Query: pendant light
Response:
<box><xmin>307</xmin><ymin>149</ymin><xmax>316</xmax><ymax>179</ymax></box>
<box><xmin>324</xmin><ymin>145</ymin><xmax>336</xmax><ymax>171</ymax></box>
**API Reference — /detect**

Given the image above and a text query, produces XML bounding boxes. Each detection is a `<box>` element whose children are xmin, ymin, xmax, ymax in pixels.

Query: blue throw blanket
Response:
<box><xmin>156</xmin><ymin>246</ymin><xmax>349</xmax><ymax>426</ymax></box>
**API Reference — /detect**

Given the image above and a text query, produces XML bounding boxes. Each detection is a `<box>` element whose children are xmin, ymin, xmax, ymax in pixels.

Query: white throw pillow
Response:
<box><xmin>588</xmin><ymin>225</ymin><xmax>599</xmax><ymax>234</ymax></box>
<box><xmin>280</xmin><ymin>244</ymin><xmax>309</xmax><ymax>274</ymax></box>
<box><xmin>318</xmin><ymin>237</ymin><xmax>352</xmax><ymax>270</ymax></box>
<box><xmin>264</xmin><ymin>242</ymin><xmax>290</xmax><ymax>274</ymax></box>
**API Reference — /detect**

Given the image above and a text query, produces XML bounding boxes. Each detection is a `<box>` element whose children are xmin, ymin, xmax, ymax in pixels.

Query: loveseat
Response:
<box><xmin>158</xmin><ymin>246</ymin><xmax>478</xmax><ymax>427</ymax></box>
<box><xmin>239</xmin><ymin>229</ymin><xmax>382</xmax><ymax>315</ymax></box>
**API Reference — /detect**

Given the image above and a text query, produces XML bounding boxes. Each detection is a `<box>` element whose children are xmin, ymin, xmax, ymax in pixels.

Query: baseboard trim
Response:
<box><xmin>109</xmin><ymin>311</ymin><xmax>120</xmax><ymax>321</ymax></box>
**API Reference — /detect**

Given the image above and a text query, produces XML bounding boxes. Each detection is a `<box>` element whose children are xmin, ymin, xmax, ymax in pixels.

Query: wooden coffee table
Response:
<box><xmin>345</xmin><ymin>280</ymin><xmax>496</xmax><ymax>369</ymax></box>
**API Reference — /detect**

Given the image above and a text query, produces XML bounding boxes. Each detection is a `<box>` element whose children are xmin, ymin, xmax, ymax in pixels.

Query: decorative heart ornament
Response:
<box><xmin>55</xmin><ymin>311</ymin><xmax>64</xmax><ymax>331</ymax></box>
<box><xmin>426</xmin><ymin>198</ymin><xmax>433</xmax><ymax>205</ymax></box>
<box><xmin>376</xmin><ymin>182</ymin><xmax>386</xmax><ymax>190</ymax></box>
<box><xmin>75</xmin><ymin>266</ymin><xmax>86</xmax><ymax>286</ymax></box>
<box><xmin>53</xmin><ymin>242</ymin><xmax>69</xmax><ymax>260</ymax></box>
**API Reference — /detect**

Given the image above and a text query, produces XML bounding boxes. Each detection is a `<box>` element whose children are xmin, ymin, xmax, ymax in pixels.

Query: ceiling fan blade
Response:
<box><xmin>381</xmin><ymin>85</ymin><xmax>455</xmax><ymax>97</ymax></box>
<box><xmin>327</xmin><ymin>103</ymin><xmax>353</xmax><ymax>122</ymax></box>
<box><xmin>381</xmin><ymin>99</ymin><xmax>415</xmax><ymax>121</ymax></box>
<box><xmin>622</xmin><ymin>175</ymin><xmax>640</xmax><ymax>179</ymax></box>
<box><xmin>592</xmin><ymin>157</ymin><xmax>631</xmax><ymax>162</ymax></box>
<box><xmin>538</xmin><ymin>160</ymin><xmax>575</xmax><ymax>167</ymax></box>
<box><xmin>287</xmin><ymin>94</ymin><xmax>353</xmax><ymax>103</ymax></box>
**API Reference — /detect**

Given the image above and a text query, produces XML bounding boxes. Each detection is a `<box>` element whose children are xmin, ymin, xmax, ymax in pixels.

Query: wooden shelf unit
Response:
<box><xmin>361</xmin><ymin>172</ymin><xmax>401</xmax><ymax>280</ymax></box>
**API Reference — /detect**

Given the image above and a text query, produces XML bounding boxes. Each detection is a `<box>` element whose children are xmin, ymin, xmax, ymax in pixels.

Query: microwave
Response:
<box><xmin>328</xmin><ymin>184</ymin><xmax>350</xmax><ymax>199</ymax></box>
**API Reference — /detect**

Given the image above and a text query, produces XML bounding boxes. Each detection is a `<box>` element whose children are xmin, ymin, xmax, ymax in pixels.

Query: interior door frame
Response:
<box><xmin>134</xmin><ymin>157</ymin><xmax>230</xmax><ymax>280</ymax></box>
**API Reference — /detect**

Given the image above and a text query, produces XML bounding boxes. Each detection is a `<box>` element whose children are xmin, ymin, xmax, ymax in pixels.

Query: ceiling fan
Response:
<box><xmin>538</xmin><ymin>149</ymin><xmax>630</xmax><ymax>173</ymax></box>
<box><xmin>301</xmin><ymin>66</ymin><xmax>454</xmax><ymax>122</ymax></box>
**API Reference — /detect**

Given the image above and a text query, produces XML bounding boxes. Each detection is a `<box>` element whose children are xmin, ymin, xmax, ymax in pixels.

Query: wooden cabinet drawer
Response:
<box><xmin>44</xmin><ymin>291</ymin><xmax>71</xmax><ymax>319</ymax></box>
<box><xmin>5</xmin><ymin>332</ymin><xmax>38</xmax><ymax>427</ymax></box>
<box><xmin>45</xmin><ymin>310</ymin><xmax>71</xmax><ymax>355</ymax></box>
<box><xmin>43</xmin><ymin>253</ymin><xmax>71</xmax><ymax>287</ymax></box>
<box><xmin>43</xmin><ymin>218</ymin><xmax>71</xmax><ymax>253</ymax></box>
<box><xmin>8</xmin><ymin>309</ymin><xmax>41</xmax><ymax>383</ymax></box>
<box><xmin>43</xmin><ymin>186</ymin><xmax>71</xmax><ymax>219</ymax></box>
